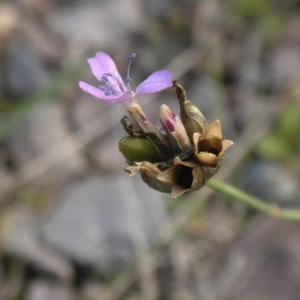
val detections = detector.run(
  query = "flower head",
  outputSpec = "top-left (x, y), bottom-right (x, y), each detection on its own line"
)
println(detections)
top-left (78, 52), bottom-right (233, 198)
top-left (79, 51), bottom-right (173, 104)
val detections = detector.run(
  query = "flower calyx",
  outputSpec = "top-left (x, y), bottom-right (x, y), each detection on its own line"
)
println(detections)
top-left (173, 80), bottom-right (207, 139)
top-left (157, 157), bottom-right (205, 198)
top-left (193, 120), bottom-right (234, 168)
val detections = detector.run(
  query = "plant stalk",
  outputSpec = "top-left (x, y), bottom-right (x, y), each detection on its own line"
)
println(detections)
top-left (207, 178), bottom-right (300, 221)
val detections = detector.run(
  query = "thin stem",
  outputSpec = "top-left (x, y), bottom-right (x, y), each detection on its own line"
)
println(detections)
top-left (207, 178), bottom-right (300, 221)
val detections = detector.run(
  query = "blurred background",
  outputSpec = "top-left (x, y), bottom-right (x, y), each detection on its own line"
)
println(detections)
top-left (0, 0), bottom-right (300, 299)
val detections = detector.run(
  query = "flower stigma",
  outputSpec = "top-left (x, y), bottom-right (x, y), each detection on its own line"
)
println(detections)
top-left (126, 52), bottom-right (137, 88)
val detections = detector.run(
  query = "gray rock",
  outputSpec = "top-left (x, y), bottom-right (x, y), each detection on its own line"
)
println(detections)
top-left (144, 0), bottom-right (173, 19)
top-left (27, 280), bottom-right (73, 300)
top-left (269, 45), bottom-right (300, 87)
top-left (189, 75), bottom-right (238, 136)
top-left (0, 208), bottom-right (73, 280)
top-left (0, 64), bottom-right (3, 98)
top-left (42, 176), bottom-right (169, 277)
top-left (69, 97), bottom-right (126, 172)
top-left (88, 137), bottom-right (125, 173)
top-left (80, 279), bottom-right (112, 300)
top-left (0, 4), bottom-right (19, 52)
top-left (3, 42), bottom-right (50, 99)
top-left (189, 75), bottom-right (225, 120)
top-left (241, 160), bottom-right (299, 206)
top-left (268, 18), bottom-right (300, 87)
top-left (49, 0), bottom-right (144, 60)
top-left (7, 101), bottom-right (86, 183)
top-left (0, 168), bottom-right (13, 200)
top-left (69, 95), bottom-right (106, 132)
top-left (213, 220), bottom-right (300, 300)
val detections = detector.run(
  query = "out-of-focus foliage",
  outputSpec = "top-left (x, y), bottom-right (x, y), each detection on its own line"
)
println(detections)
top-left (225, 0), bottom-right (282, 39)
top-left (257, 103), bottom-right (300, 161)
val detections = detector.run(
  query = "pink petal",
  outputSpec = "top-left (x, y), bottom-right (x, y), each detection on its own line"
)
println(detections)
top-left (136, 70), bottom-right (173, 95)
top-left (87, 52), bottom-right (125, 88)
top-left (79, 81), bottom-right (131, 103)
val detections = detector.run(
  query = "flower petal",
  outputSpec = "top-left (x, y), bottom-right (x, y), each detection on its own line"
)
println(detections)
top-left (79, 81), bottom-right (131, 103)
top-left (87, 52), bottom-right (125, 88)
top-left (136, 70), bottom-right (173, 95)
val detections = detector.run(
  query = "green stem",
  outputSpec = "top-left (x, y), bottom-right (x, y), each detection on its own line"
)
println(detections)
top-left (207, 178), bottom-right (300, 221)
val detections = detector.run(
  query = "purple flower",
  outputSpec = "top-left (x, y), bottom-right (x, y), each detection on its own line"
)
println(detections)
top-left (79, 51), bottom-right (173, 104)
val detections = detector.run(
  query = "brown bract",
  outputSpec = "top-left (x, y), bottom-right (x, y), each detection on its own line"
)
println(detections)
top-left (157, 157), bottom-right (205, 198)
top-left (126, 161), bottom-right (172, 194)
top-left (193, 120), bottom-right (233, 167)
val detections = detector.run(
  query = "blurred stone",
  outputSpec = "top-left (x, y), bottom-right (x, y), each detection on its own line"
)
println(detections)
top-left (144, 0), bottom-right (173, 19)
top-left (3, 42), bottom-right (50, 99)
top-left (0, 66), bottom-right (3, 98)
top-left (193, 0), bottom-right (223, 76)
top-left (214, 220), bottom-right (300, 300)
top-left (0, 149), bottom-right (15, 198)
top-left (269, 45), bottom-right (300, 87)
top-left (14, 0), bottom-right (54, 17)
top-left (89, 124), bottom-right (126, 174)
top-left (69, 96), bottom-right (126, 173)
top-left (237, 31), bottom-right (262, 90)
top-left (27, 280), bottom-right (73, 300)
top-left (222, 30), bottom-right (243, 84)
top-left (42, 176), bottom-right (169, 277)
top-left (189, 75), bottom-right (225, 121)
top-left (49, 0), bottom-right (144, 60)
top-left (285, 18), bottom-right (300, 43)
top-left (268, 18), bottom-right (300, 87)
top-left (7, 102), bottom-right (86, 184)
top-left (81, 279), bottom-right (112, 300)
top-left (241, 160), bottom-right (298, 206)
top-left (0, 5), bottom-right (19, 52)
top-left (0, 169), bottom-right (14, 200)
top-left (88, 138), bottom-right (124, 173)
top-left (189, 75), bottom-right (237, 136)
top-left (0, 208), bottom-right (73, 280)
top-left (230, 89), bottom-right (267, 130)
top-left (69, 96), bottom-right (105, 132)
top-left (13, 0), bottom-right (66, 67)
top-left (23, 21), bottom-right (66, 68)
top-left (201, 203), bottom-right (239, 244)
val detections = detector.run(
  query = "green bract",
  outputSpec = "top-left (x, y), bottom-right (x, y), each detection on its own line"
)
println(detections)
top-left (119, 136), bottom-right (163, 163)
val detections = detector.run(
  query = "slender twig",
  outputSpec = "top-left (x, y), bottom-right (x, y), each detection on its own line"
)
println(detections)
top-left (207, 178), bottom-right (300, 221)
